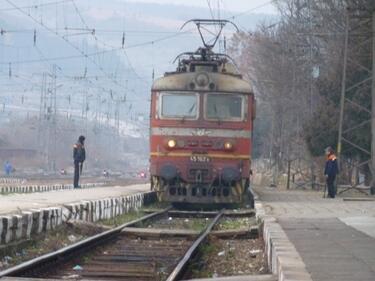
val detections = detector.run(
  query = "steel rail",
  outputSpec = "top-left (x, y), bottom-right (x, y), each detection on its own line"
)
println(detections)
top-left (165, 209), bottom-right (224, 281)
top-left (0, 207), bottom-right (171, 278)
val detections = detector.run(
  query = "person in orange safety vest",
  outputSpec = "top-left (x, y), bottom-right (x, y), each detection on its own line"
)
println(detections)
top-left (324, 147), bottom-right (339, 198)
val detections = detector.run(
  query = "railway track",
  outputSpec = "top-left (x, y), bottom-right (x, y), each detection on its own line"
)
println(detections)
top-left (0, 208), bottom-right (223, 281)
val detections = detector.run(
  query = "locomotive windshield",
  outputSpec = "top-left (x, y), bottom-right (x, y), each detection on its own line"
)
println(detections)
top-left (205, 94), bottom-right (244, 121)
top-left (160, 93), bottom-right (198, 119)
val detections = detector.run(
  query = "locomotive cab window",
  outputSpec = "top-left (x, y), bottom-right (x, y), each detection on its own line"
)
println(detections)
top-left (205, 93), bottom-right (245, 121)
top-left (159, 92), bottom-right (199, 119)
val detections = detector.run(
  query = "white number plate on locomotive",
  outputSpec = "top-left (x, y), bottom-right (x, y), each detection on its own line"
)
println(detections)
top-left (190, 155), bottom-right (210, 163)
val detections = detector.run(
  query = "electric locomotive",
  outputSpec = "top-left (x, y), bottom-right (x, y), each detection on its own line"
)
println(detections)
top-left (150, 20), bottom-right (255, 205)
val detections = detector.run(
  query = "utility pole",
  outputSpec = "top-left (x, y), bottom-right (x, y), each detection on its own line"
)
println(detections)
top-left (332, 7), bottom-right (372, 193)
top-left (337, 13), bottom-right (349, 163)
top-left (371, 10), bottom-right (375, 195)
top-left (52, 65), bottom-right (57, 172)
top-left (38, 73), bottom-right (46, 151)
top-left (308, 0), bottom-right (315, 189)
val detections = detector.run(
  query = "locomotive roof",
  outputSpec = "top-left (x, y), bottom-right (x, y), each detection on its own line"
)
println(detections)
top-left (152, 48), bottom-right (253, 94)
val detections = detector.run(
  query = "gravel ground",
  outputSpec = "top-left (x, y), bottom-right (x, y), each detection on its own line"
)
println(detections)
top-left (187, 237), bottom-right (268, 278)
top-left (139, 216), bottom-right (210, 231)
top-left (0, 222), bottom-right (106, 270)
top-left (214, 216), bottom-right (257, 231)
top-left (101, 210), bottom-right (147, 227)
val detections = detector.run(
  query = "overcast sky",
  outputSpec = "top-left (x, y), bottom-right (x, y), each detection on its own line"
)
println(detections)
top-left (125, 0), bottom-right (278, 14)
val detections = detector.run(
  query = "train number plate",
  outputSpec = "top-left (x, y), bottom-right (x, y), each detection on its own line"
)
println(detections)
top-left (190, 155), bottom-right (210, 163)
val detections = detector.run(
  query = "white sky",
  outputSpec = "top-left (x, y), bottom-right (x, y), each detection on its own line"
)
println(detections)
top-left (124, 0), bottom-right (278, 14)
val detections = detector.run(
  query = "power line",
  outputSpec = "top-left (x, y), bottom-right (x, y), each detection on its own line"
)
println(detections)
top-left (2, 27), bottom-right (200, 35)
top-left (1, 45), bottom-right (122, 115)
top-left (0, 42), bottom-right (29, 49)
top-left (0, 69), bottom-right (42, 87)
top-left (123, 50), bottom-right (151, 86)
top-left (0, 30), bottom-right (194, 65)
top-left (1, 0), bottom-right (208, 111)
top-left (1, 0), bottom-right (194, 82)
top-left (70, 1), bottom-right (142, 91)
top-left (206, 0), bottom-right (216, 20)
top-left (0, 0), bottom-right (74, 12)
top-left (125, 29), bottom-right (195, 48)
top-left (0, 47), bottom-right (121, 65)
top-left (228, 0), bottom-right (277, 20)
top-left (69, 0), bottom-right (149, 87)
top-left (5, 0), bottom-right (126, 91)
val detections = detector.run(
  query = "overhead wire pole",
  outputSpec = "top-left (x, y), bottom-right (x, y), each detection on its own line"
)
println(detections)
top-left (4, 0), bottom-right (127, 92)
top-left (308, 0), bottom-right (315, 190)
top-left (336, 6), bottom-right (373, 195)
top-left (371, 10), bottom-right (375, 195)
top-left (337, 12), bottom-right (349, 164)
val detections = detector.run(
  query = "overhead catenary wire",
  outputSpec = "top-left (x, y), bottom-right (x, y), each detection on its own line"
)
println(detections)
top-left (4, 0), bottom-right (126, 92)
top-left (206, 0), bottom-right (216, 21)
top-left (228, 0), bottom-right (278, 20)
top-left (0, 0), bottom-right (278, 67)
top-left (0, 29), bottom-right (195, 65)
top-left (0, 0), bottom-right (276, 107)
top-left (220, 0), bottom-right (279, 33)
top-left (0, 68), bottom-right (42, 87)
top-left (0, 47), bottom-right (121, 65)
top-left (0, 0), bottom-right (74, 12)
top-left (0, 0), bottom-right (168, 141)
top-left (70, 0), bottom-right (150, 87)
top-left (5, 38), bottom-right (123, 105)
top-left (1, 27), bottom-right (201, 35)
top-left (2, 48), bottom-right (121, 117)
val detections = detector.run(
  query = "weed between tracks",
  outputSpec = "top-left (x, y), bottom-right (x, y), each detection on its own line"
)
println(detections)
top-left (100, 210), bottom-right (146, 226)
top-left (214, 216), bottom-right (256, 230)
top-left (140, 216), bottom-right (209, 231)
top-left (0, 207), bottom-right (154, 270)
top-left (185, 214), bottom-right (267, 279)
top-left (187, 237), bottom-right (268, 278)
top-left (99, 201), bottom-right (169, 227)
top-left (0, 222), bottom-right (105, 270)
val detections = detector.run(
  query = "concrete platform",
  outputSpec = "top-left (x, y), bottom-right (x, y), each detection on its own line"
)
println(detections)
top-left (184, 275), bottom-right (277, 281)
top-left (1, 274), bottom-right (276, 281)
top-left (0, 184), bottom-right (149, 215)
top-left (255, 186), bottom-right (375, 281)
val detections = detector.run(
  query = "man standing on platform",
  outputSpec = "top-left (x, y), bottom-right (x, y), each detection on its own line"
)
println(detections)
top-left (3, 161), bottom-right (12, 176)
top-left (73, 135), bottom-right (86, 188)
top-left (324, 147), bottom-right (339, 198)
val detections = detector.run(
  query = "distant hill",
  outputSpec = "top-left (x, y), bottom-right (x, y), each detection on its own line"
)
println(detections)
top-left (0, 1), bottom-right (277, 171)
top-left (0, 1), bottom-right (277, 115)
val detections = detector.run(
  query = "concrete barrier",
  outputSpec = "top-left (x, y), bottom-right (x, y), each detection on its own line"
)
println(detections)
top-left (0, 183), bottom-right (103, 194)
top-left (0, 191), bottom-right (157, 246)
top-left (252, 188), bottom-right (313, 281)
top-left (0, 178), bottom-right (27, 185)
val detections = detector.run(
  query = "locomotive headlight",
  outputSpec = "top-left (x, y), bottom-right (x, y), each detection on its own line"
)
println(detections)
top-left (224, 141), bottom-right (234, 150)
top-left (167, 139), bottom-right (177, 148)
top-left (195, 73), bottom-right (209, 87)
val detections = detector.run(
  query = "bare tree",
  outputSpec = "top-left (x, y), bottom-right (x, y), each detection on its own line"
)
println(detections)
top-left (230, 0), bottom-right (374, 187)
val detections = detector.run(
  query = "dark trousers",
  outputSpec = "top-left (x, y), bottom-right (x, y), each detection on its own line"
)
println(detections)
top-left (326, 177), bottom-right (336, 198)
top-left (74, 161), bottom-right (80, 188)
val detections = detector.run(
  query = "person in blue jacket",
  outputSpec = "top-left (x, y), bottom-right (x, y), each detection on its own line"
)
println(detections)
top-left (4, 161), bottom-right (12, 176)
top-left (73, 135), bottom-right (86, 188)
top-left (324, 147), bottom-right (339, 198)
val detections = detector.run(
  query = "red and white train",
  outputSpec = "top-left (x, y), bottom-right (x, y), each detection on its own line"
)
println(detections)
top-left (149, 20), bottom-right (255, 205)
